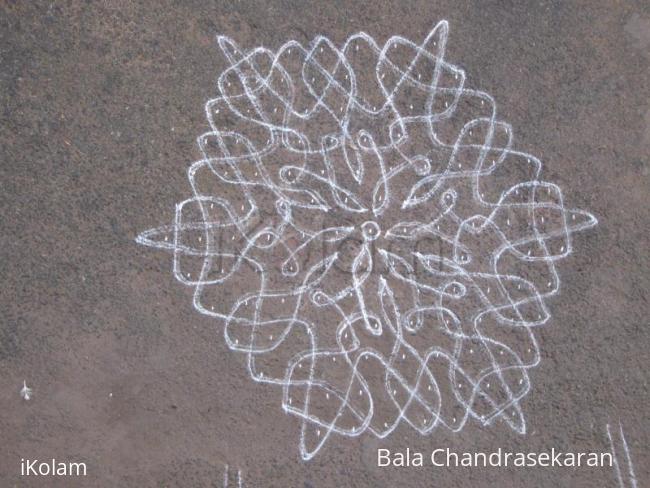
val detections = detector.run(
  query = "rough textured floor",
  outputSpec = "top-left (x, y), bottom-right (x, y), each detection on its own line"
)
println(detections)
top-left (1, 1), bottom-right (648, 486)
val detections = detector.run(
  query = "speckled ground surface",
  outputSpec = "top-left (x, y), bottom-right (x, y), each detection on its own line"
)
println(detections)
top-left (1, 1), bottom-right (648, 487)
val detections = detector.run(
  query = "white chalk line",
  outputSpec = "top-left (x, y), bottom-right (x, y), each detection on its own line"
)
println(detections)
top-left (223, 465), bottom-right (244, 488)
top-left (607, 421), bottom-right (638, 488)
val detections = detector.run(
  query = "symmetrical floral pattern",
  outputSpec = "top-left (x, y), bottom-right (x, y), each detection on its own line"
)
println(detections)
top-left (137, 21), bottom-right (597, 460)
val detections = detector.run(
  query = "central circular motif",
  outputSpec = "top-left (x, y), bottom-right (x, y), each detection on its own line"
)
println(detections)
top-left (361, 220), bottom-right (381, 241)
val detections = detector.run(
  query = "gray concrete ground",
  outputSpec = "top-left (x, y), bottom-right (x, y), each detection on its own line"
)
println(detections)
top-left (1, 1), bottom-right (648, 486)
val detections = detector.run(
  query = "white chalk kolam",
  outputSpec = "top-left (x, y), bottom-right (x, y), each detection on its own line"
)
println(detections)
top-left (137, 20), bottom-right (598, 461)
